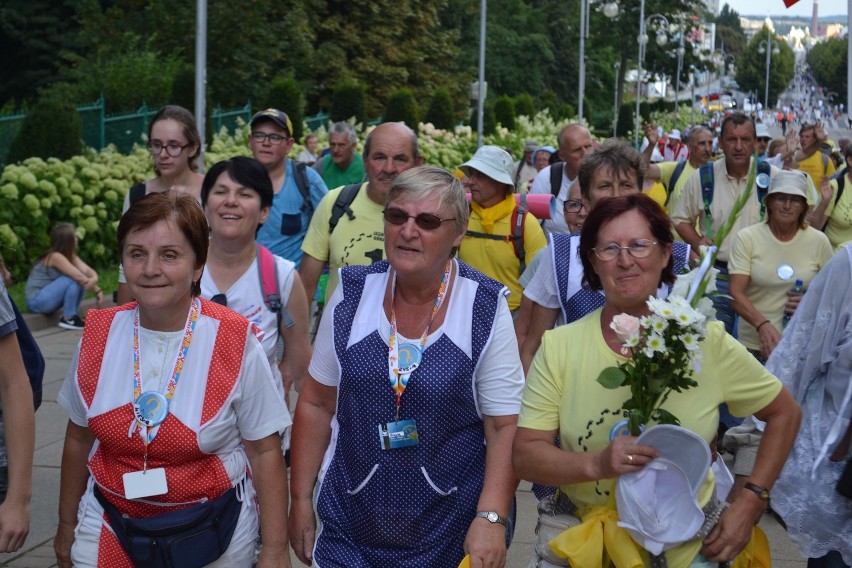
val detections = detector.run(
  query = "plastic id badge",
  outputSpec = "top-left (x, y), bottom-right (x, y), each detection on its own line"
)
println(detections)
top-left (123, 467), bottom-right (168, 499)
top-left (378, 419), bottom-right (419, 450)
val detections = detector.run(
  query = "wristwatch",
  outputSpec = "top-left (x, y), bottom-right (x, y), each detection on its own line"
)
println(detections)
top-left (475, 511), bottom-right (508, 527)
top-left (743, 482), bottom-right (771, 501)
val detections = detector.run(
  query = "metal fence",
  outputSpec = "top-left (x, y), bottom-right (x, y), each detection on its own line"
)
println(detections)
top-left (0, 98), bottom-right (254, 165)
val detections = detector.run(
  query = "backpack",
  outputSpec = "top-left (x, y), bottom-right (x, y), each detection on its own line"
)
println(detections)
top-left (698, 160), bottom-right (772, 234)
top-left (549, 163), bottom-right (564, 198)
top-left (8, 296), bottom-right (44, 411)
top-left (665, 160), bottom-right (689, 206)
top-left (465, 194), bottom-right (529, 276)
top-left (256, 244), bottom-right (295, 331)
top-left (129, 182), bottom-right (146, 205)
top-left (290, 161), bottom-right (312, 215)
top-left (328, 183), bottom-right (363, 233)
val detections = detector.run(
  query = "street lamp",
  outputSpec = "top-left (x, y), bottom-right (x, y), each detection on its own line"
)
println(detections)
top-left (612, 61), bottom-right (621, 136)
top-left (759, 36), bottom-right (780, 110)
top-left (579, 0), bottom-right (620, 119)
top-left (673, 16), bottom-right (686, 129)
top-left (634, 4), bottom-right (671, 147)
top-left (690, 64), bottom-right (696, 125)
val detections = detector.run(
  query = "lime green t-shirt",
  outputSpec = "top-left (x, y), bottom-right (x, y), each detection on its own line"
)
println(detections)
top-left (825, 173), bottom-right (852, 249)
top-left (301, 183), bottom-right (385, 303)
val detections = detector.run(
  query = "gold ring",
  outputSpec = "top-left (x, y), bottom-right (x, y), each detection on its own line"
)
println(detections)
top-left (627, 454), bottom-right (634, 464)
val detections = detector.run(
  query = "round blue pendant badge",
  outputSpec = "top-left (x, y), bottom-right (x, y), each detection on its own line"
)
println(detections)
top-left (134, 391), bottom-right (169, 427)
top-left (397, 343), bottom-right (423, 375)
top-left (756, 172), bottom-right (771, 190)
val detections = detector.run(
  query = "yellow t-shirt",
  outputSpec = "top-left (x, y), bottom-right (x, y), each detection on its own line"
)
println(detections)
top-left (643, 180), bottom-right (667, 209)
top-left (657, 161), bottom-right (698, 214)
top-left (797, 150), bottom-right (835, 189)
top-left (519, 309), bottom-right (782, 566)
top-left (301, 183), bottom-right (386, 303)
top-left (459, 206), bottom-right (547, 311)
top-left (728, 223), bottom-right (833, 350)
top-left (824, 174), bottom-right (852, 249)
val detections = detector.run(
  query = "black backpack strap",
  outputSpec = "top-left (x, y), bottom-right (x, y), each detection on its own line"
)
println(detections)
top-left (699, 163), bottom-right (715, 238)
top-left (666, 160), bottom-right (688, 206)
top-left (831, 168), bottom-right (846, 206)
top-left (292, 161), bottom-right (312, 215)
top-left (328, 183), bottom-right (362, 234)
top-left (549, 163), bottom-right (564, 198)
top-left (129, 182), bottom-right (146, 205)
top-left (465, 201), bottom-right (527, 277)
top-left (755, 160), bottom-right (772, 220)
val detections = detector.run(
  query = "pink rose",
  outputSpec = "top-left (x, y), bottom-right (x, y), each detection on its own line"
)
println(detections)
top-left (610, 313), bottom-right (641, 344)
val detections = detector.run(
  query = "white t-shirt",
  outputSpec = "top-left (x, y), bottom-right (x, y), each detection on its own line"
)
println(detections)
top-left (200, 254), bottom-right (296, 396)
top-left (529, 164), bottom-right (572, 235)
top-left (309, 261), bottom-right (524, 416)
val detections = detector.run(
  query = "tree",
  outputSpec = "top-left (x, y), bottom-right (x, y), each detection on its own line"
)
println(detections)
top-left (807, 37), bottom-right (847, 105)
top-left (8, 99), bottom-right (82, 162)
top-left (494, 96), bottom-right (516, 129)
top-left (264, 75), bottom-right (306, 141)
top-left (425, 89), bottom-right (456, 130)
top-left (514, 94), bottom-right (535, 119)
top-left (735, 27), bottom-right (794, 109)
top-left (331, 80), bottom-right (367, 124)
top-left (383, 89), bottom-right (420, 127)
top-left (0, 0), bottom-right (81, 109)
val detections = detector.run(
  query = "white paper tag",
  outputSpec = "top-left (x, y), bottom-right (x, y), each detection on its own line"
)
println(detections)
top-left (123, 467), bottom-right (168, 499)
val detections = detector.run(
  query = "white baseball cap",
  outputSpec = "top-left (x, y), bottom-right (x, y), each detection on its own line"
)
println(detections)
top-left (615, 425), bottom-right (711, 555)
top-left (460, 146), bottom-right (515, 187)
top-left (755, 123), bottom-right (771, 139)
top-left (668, 129), bottom-right (682, 141)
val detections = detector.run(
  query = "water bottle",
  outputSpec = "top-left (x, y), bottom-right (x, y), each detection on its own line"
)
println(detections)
top-left (782, 279), bottom-right (805, 328)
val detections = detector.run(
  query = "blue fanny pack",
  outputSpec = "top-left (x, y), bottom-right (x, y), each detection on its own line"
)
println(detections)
top-left (94, 484), bottom-right (241, 568)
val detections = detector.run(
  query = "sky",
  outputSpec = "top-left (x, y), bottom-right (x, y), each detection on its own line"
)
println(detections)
top-left (731, 0), bottom-right (848, 17)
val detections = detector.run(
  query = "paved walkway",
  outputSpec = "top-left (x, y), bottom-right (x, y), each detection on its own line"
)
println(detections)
top-left (0, 308), bottom-right (811, 567)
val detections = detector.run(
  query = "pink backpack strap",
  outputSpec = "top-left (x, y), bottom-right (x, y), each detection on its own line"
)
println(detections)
top-left (256, 244), bottom-right (295, 329)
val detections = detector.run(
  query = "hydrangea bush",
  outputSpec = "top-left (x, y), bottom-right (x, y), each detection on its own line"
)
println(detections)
top-left (0, 111), bottom-right (572, 281)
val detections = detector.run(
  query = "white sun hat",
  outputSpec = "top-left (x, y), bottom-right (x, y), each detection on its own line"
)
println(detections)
top-left (459, 145), bottom-right (515, 187)
top-left (615, 424), bottom-right (712, 556)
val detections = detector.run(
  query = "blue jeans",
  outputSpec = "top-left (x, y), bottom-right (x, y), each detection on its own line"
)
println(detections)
top-left (809, 551), bottom-right (850, 568)
top-left (714, 264), bottom-right (743, 429)
top-left (26, 275), bottom-right (84, 318)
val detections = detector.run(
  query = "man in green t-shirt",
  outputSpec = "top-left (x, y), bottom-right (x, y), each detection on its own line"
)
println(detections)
top-left (313, 122), bottom-right (365, 189)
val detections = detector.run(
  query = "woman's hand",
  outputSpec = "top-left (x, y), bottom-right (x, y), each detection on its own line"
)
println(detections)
top-left (701, 493), bottom-right (765, 563)
top-left (288, 496), bottom-right (316, 565)
top-left (0, 500), bottom-right (29, 552)
top-left (464, 517), bottom-right (507, 568)
top-left (819, 175), bottom-right (835, 204)
top-left (758, 322), bottom-right (782, 359)
top-left (594, 436), bottom-right (659, 480)
top-left (784, 289), bottom-right (804, 317)
top-left (93, 288), bottom-right (105, 309)
top-left (54, 519), bottom-right (76, 568)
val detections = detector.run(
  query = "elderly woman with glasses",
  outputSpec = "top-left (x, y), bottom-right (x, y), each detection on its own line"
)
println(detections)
top-left (514, 193), bottom-right (800, 567)
top-left (116, 105), bottom-right (204, 304)
top-left (729, 170), bottom-right (833, 363)
top-left (200, 157), bottom-right (311, 447)
top-left (289, 166), bottom-right (524, 568)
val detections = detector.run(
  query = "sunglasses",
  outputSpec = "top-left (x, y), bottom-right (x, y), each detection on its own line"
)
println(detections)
top-left (210, 293), bottom-right (228, 306)
top-left (383, 207), bottom-right (455, 231)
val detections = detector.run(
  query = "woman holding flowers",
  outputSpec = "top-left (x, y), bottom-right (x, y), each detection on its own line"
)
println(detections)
top-left (513, 193), bottom-right (800, 567)
top-left (729, 170), bottom-right (833, 363)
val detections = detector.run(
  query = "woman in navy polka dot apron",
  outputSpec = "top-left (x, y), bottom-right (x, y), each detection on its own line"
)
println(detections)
top-left (289, 167), bottom-right (525, 567)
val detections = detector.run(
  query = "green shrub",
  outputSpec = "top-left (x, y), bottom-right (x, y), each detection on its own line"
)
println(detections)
top-left (494, 95), bottom-right (516, 130)
top-left (8, 99), bottom-right (83, 163)
top-left (616, 103), bottom-right (635, 138)
top-left (468, 103), bottom-right (496, 135)
top-left (425, 89), bottom-right (455, 130)
top-left (383, 89), bottom-right (419, 127)
top-left (264, 75), bottom-right (305, 141)
top-left (514, 94), bottom-right (535, 119)
top-left (330, 80), bottom-right (367, 124)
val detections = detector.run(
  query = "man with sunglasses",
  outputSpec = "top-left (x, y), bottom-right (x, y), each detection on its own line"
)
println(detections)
top-left (251, 108), bottom-right (329, 267)
top-left (299, 122), bottom-right (423, 307)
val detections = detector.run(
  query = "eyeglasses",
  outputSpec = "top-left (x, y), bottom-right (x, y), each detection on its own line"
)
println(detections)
top-left (593, 239), bottom-right (658, 261)
top-left (250, 132), bottom-right (290, 145)
top-left (771, 195), bottom-right (804, 206)
top-left (564, 199), bottom-right (586, 213)
top-left (210, 293), bottom-right (228, 306)
top-left (383, 207), bottom-right (456, 230)
top-left (148, 141), bottom-right (192, 157)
